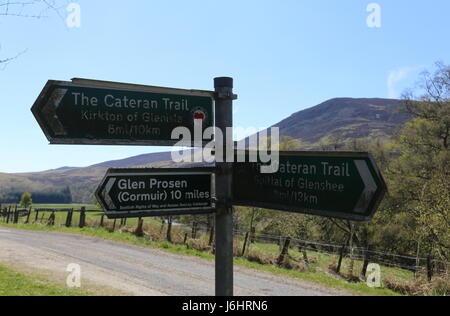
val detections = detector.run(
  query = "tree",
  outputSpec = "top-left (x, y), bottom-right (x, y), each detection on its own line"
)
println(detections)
top-left (389, 62), bottom-right (450, 262)
top-left (20, 192), bottom-right (32, 208)
top-left (259, 135), bottom-right (301, 151)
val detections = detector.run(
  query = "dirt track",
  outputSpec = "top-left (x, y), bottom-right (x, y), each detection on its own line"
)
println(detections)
top-left (0, 228), bottom-right (350, 296)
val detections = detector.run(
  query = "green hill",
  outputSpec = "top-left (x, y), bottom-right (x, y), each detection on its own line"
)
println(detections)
top-left (0, 98), bottom-right (411, 203)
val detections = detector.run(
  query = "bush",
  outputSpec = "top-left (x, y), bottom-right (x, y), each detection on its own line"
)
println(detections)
top-left (246, 250), bottom-right (274, 265)
top-left (384, 275), bottom-right (450, 296)
top-left (187, 238), bottom-right (212, 253)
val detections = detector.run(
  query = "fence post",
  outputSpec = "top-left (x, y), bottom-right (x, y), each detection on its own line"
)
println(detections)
top-left (6, 206), bottom-right (11, 224)
top-left (13, 205), bottom-right (19, 224)
top-left (25, 207), bottom-right (32, 224)
top-left (209, 222), bottom-right (215, 247)
top-left (100, 215), bottom-right (105, 227)
top-left (241, 232), bottom-right (250, 257)
top-left (79, 207), bottom-right (86, 228)
top-left (166, 216), bottom-right (173, 243)
top-left (65, 209), bottom-right (73, 227)
top-left (192, 221), bottom-right (198, 239)
top-left (336, 236), bottom-right (350, 274)
top-left (34, 209), bottom-right (39, 223)
top-left (360, 244), bottom-right (371, 279)
top-left (277, 237), bottom-right (291, 266)
top-left (112, 219), bottom-right (117, 232)
top-left (183, 233), bottom-right (188, 244)
top-left (250, 227), bottom-right (256, 244)
top-left (48, 212), bottom-right (55, 226)
top-left (135, 218), bottom-right (144, 237)
top-left (427, 255), bottom-right (434, 282)
top-left (348, 223), bottom-right (355, 277)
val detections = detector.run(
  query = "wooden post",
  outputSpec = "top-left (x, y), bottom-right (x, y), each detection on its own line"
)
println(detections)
top-left (336, 236), bottom-right (350, 274)
top-left (250, 227), bottom-right (256, 244)
top-left (427, 255), bottom-right (434, 282)
top-left (277, 237), bottom-right (291, 265)
top-left (48, 212), bottom-right (55, 226)
top-left (241, 232), bottom-right (250, 257)
top-left (192, 221), bottom-right (198, 239)
top-left (34, 209), bottom-right (39, 223)
top-left (348, 223), bottom-right (355, 277)
top-left (166, 216), bottom-right (173, 243)
top-left (135, 218), bottom-right (144, 237)
top-left (160, 219), bottom-right (165, 234)
top-left (208, 222), bottom-right (215, 247)
top-left (65, 209), bottom-right (73, 227)
top-left (360, 245), bottom-right (371, 278)
top-left (112, 219), bottom-right (117, 232)
top-left (183, 233), bottom-right (188, 244)
top-left (6, 206), bottom-right (11, 224)
top-left (79, 207), bottom-right (86, 228)
top-left (13, 205), bottom-right (19, 224)
top-left (100, 215), bottom-right (105, 227)
top-left (415, 238), bottom-right (422, 279)
top-left (25, 207), bottom-right (32, 224)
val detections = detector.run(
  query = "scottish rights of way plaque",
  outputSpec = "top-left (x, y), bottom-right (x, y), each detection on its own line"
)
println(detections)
top-left (31, 78), bottom-right (214, 146)
top-left (233, 151), bottom-right (387, 222)
top-left (95, 168), bottom-right (216, 219)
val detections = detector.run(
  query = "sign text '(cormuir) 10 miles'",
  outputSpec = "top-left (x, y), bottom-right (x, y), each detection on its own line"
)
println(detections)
top-left (31, 80), bottom-right (214, 146)
top-left (96, 169), bottom-right (215, 218)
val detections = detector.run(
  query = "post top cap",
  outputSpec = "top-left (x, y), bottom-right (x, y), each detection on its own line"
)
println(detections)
top-left (214, 77), bottom-right (233, 88)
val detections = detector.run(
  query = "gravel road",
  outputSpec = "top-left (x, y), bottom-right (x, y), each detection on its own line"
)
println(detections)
top-left (0, 228), bottom-right (349, 296)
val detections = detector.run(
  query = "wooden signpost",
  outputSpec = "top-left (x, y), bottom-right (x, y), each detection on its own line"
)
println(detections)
top-left (33, 76), bottom-right (386, 297)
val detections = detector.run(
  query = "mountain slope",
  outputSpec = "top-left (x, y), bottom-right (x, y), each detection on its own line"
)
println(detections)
top-left (271, 98), bottom-right (410, 147)
top-left (0, 98), bottom-right (411, 203)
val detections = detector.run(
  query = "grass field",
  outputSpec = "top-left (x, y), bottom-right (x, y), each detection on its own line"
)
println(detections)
top-left (32, 204), bottom-right (100, 210)
top-left (0, 264), bottom-right (90, 296)
top-left (2, 204), bottom-right (446, 296)
top-left (0, 221), bottom-right (400, 296)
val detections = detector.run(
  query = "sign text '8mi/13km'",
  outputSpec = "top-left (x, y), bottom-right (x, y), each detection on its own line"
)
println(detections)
top-left (96, 168), bottom-right (216, 219)
top-left (31, 78), bottom-right (214, 146)
top-left (233, 151), bottom-right (387, 222)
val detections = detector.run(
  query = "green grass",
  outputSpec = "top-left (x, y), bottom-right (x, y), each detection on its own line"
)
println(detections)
top-left (246, 240), bottom-right (415, 282)
top-left (32, 204), bottom-right (100, 210)
top-left (0, 222), bottom-right (401, 296)
top-left (0, 265), bottom-right (91, 296)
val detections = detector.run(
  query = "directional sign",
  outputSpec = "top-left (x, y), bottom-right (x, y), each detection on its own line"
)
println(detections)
top-left (31, 78), bottom-right (214, 146)
top-left (233, 151), bottom-right (387, 222)
top-left (96, 168), bottom-right (216, 219)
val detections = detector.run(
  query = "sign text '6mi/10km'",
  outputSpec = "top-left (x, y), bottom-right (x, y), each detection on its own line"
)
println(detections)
top-left (96, 168), bottom-right (216, 219)
top-left (31, 78), bottom-right (214, 146)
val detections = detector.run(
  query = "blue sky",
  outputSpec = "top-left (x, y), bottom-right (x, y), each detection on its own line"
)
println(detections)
top-left (0, 0), bottom-right (449, 173)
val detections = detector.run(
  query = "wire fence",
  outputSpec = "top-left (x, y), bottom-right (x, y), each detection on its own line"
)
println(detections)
top-left (1, 204), bottom-right (449, 275)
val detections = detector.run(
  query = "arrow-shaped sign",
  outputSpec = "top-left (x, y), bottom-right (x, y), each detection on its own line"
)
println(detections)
top-left (233, 151), bottom-right (387, 222)
top-left (95, 168), bottom-right (216, 219)
top-left (31, 79), bottom-right (214, 146)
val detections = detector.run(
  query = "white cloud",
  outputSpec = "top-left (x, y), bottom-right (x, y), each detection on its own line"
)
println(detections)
top-left (387, 67), bottom-right (413, 99)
